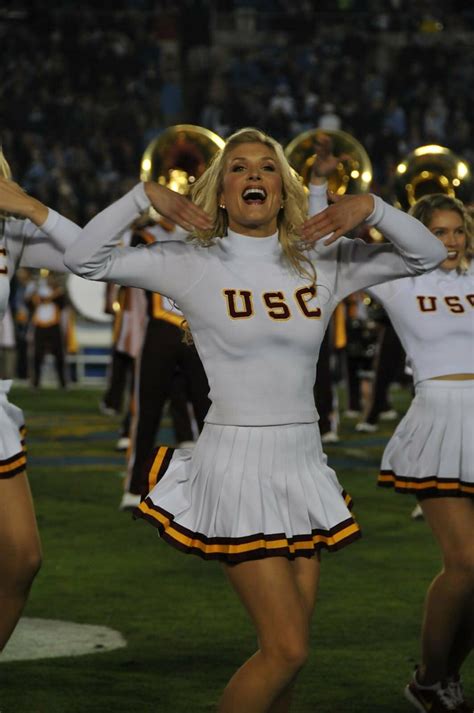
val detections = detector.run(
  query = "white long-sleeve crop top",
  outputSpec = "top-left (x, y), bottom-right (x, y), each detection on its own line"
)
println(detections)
top-left (308, 182), bottom-right (472, 384)
top-left (368, 266), bottom-right (474, 383)
top-left (64, 183), bottom-right (446, 425)
top-left (0, 210), bottom-right (81, 325)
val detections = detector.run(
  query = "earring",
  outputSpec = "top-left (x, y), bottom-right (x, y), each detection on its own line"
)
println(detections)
top-left (219, 204), bottom-right (225, 209)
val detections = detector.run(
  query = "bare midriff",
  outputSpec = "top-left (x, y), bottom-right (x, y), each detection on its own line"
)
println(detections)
top-left (430, 374), bottom-right (474, 381)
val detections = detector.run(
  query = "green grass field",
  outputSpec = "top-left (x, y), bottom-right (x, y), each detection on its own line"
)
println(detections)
top-left (1, 385), bottom-right (472, 713)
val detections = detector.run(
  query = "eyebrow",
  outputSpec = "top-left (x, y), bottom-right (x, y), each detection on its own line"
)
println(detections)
top-left (431, 220), bottom-right (464, 227)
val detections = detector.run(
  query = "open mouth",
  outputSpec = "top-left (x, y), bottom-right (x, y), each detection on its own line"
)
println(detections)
top-left (242, 187), bottom-right (267, 204)
top-left (446, 250), bottom-right (458, 259)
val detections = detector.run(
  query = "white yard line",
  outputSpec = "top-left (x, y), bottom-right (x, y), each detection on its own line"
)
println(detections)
top-left (0, 618), bottom-right (127, 662)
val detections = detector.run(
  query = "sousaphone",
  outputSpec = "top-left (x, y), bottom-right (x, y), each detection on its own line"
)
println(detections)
top-left (394, 144), bottom-right (471, 210)
top-left (68, 126), bottom-right (225, 325)
top-left (284, 128), bottom-right (373, 194)
top-left (140, 124), bottom-right (225, 194)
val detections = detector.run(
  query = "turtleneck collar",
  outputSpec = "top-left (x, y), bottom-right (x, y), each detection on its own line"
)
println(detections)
top-left (434, 266), bottom-right (463, 281)
top-left (220, 229), bottom-right (281, 259)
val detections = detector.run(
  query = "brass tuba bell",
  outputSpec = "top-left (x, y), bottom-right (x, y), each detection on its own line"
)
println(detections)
top-left (394, 144), bottom-right (472, 210)
top-left (140, 124), bottom-right (225, 194)
top-left (284, 128), bottom-right (373, 194)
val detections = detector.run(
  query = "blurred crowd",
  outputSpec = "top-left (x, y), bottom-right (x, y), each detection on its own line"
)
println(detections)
top-left (1, 0), bottom-right (473, 225)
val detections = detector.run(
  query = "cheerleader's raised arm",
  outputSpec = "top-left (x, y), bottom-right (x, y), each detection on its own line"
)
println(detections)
top-left (64, 182), bottom-right (213, 301)
top-left (0, 176), bottom-right (81, 273)
top-left (304, 182), bottom-right (448, 302)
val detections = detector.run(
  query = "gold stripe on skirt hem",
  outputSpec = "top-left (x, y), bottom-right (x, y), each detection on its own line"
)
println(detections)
top-left (378, 470), bottom-right (474, 497)
top-left (134, 499), bottom-right (361, 563)
top-left (0, 451), bottom-right (27, 479)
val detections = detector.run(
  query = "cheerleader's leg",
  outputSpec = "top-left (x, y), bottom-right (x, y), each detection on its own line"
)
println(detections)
top-left (448, 589), bottom-right (474, 678)
top-left (0, 472), bottom-right (42, 650)
top-left (268, 555), bottom-right (321, 713)
top-left (417, 496), bottom-right (474, 685)
top-left (218, 555), bottom-right (320, 713)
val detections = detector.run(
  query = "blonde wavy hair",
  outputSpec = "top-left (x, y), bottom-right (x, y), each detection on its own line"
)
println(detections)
top-left (0, 149), bottom-right (12, 221)
top-left (189, 127), bottom-right (314, 281)
top-left (0, 148), bottom-right (11, 180)
top-left (409, 193), bottom-right (473, 272)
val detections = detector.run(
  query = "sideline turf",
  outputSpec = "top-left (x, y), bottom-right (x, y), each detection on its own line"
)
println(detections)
top-left (1, 385), bottom-right (472, 713)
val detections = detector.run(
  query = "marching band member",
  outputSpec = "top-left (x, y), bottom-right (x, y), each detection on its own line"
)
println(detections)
top-left (0, 155), bottom-right (80, 650)
top-left (121, 219), bottom-right (210, 511)
top-left (0, 304), bottom-right (16, 379)
top-left (100, 281), bottom-right (147, 452)
top-left (26, 271), bottom-right (67, 389)
top-left (10, 267), bottom-right (33, 380)
top-left (100, 282), bottom-right (139, 419)
top-left (313, 302), bottom-right (347, 444)
top-left (355, 316), bottom-right (407, 433)
top-left (65, 127), bottom-right (446, 713)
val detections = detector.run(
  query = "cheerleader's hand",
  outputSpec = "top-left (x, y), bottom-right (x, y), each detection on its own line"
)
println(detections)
top-left (0, 176), bottom-right (48, 225)
top-left (144, 182), bottom-right (213, 233)
top-left (301, 192), bottom-right (374, 246)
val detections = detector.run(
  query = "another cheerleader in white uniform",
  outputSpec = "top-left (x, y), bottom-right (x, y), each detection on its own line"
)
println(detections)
top-left (65, 128), bottom-right (445, 713)
top-left (310, 173), bottom-right (473, 712)
top-left (366, 194), bottom-right (473, 713)
top-left (0, 154), bottom-right (80, 650)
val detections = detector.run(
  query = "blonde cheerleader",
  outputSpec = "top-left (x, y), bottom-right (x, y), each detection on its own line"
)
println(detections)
top-left (65, 128), bottom-right (445, 713)
top-left (368, 194), bottom-right (473, 713)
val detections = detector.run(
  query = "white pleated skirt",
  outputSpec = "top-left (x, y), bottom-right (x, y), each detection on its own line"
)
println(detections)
top-left (134, 422), bottom-right (360, 563)
top-left (378, 380), bottom-right (474, 497)
top-left (0, 379), bottom-right (27, 479)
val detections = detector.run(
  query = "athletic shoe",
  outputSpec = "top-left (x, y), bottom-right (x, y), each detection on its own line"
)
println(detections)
top-left (446, 674), bottom-right (473, 712)
top-left (119, 492), bottom-right (141, 511)
top-left (343, 409), bottom-right (360, 419)
top-left (115, 436), bottom-right (131, 451)
top-left (177, 440), bottom-right (195, 449)
top-left (405, 678), bottom-right (458, 711)
top-left (321, 431), bottom-right (339, 444)
top-left (99, 400), bottom-right (118, 417)
top-left (411, 504), bottom-right (424, 520)
top-left (379, 408), bottom-right (398, 420)
top-left (355, 422), bottom-right (378, 433)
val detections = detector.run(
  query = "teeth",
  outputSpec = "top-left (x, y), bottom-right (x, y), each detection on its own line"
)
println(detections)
top-left (243, 187), bottom-right (265, 199)
top-left (447, 251), bottom-right (457, 258)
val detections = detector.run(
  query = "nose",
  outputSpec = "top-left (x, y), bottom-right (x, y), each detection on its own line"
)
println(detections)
top-left (248, 168), bottom-right (262, 180)
top-left (448, 231), bottom-right (462, 245)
